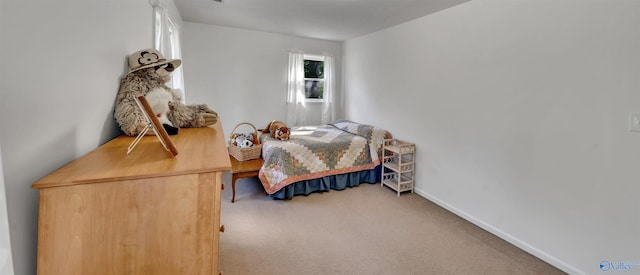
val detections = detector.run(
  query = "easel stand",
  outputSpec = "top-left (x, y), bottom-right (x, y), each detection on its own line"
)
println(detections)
top-left (126, 96), bottom-right (179, 156)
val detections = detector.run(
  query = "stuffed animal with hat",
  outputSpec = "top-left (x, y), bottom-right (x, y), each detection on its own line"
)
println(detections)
top-left (114, 48), bottom-right (218, 136)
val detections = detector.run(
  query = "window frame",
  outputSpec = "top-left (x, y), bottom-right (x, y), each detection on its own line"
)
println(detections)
top-left (165, 16), bottom-right (184, 99)
top-left (303, 54), bottom-right (326, 103)
top-left (153, 2), bottom-right (185, 100)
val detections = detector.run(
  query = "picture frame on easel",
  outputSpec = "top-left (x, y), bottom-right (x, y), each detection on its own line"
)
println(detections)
top-left (126, 95), bottom-right (179, 157)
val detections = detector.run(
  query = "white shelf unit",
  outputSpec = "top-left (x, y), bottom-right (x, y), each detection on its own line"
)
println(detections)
top-left (381, 139), bottom-right (415, 196)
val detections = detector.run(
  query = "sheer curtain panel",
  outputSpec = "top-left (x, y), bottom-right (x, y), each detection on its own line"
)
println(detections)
top-left (321, 56), bottom-right (335, 124)
top-left (286, 52), bottom-right (306, 126)
top-left (152, 0), bottom-right (185, 97)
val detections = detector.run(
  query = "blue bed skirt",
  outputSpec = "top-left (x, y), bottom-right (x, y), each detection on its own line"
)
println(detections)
top-left (269, 165), bottom-right (382, 199)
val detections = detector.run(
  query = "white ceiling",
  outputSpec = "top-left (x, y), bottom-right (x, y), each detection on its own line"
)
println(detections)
top-left (174, 0), bottom-right (470, 41)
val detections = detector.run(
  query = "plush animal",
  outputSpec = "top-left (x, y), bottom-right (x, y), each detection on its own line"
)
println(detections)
top-left (144, 87), bottom-right (178, 134)
top-left (239, 138), bottom-right (253, 148)
top-left (114, 48), bottom-right (218, 136)
top-left (230, 133), bottom-right (256, 148)
top-left (261, 120), bottom-right (290, 141)
top-left (232, 133), bottom-right (254, 148)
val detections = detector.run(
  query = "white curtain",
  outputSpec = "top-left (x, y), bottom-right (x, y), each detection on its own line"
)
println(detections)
top-left (321, 56), bottom-right (335, 124)
top-left (152, 1), bottom-right (185, 98)
top-left (286, 53), bottom-right (306, 126)
top-left (152, 1), bottom-right (168, 56)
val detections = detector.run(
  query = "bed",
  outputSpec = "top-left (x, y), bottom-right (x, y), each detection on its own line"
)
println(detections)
top-left (258, 120), bottom-right (391, 199)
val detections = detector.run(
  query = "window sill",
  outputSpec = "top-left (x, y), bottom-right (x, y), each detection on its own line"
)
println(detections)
top-left (305, 99), bottom-right (325, 103)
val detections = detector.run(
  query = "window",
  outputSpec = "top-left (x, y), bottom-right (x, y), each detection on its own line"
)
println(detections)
top-left (303, 55), bottom-right (325, 101)
top-left (153, 1), bottom-right (184, 98)
top-left (165, 17), bottom-right (184, 94)
top-left (287, 53), bottom-right (335, 125)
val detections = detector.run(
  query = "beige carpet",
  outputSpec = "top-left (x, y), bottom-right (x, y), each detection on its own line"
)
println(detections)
top-left (219, 172), bottom-right (566, 275)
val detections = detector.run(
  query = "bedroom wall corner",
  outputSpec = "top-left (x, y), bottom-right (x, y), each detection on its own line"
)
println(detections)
top-left (343, 0), bottom-right (640, 274)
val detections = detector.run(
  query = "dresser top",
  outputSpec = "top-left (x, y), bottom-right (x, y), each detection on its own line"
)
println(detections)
top-left (32, 122), bottom-right (232, 189)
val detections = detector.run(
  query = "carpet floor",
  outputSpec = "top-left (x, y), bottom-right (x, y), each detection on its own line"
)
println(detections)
top-left (219, 172), bottom-right (566, 275)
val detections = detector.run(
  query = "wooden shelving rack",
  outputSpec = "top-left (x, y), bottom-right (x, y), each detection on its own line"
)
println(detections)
top-left (381, 139), bottom-right (415, 196)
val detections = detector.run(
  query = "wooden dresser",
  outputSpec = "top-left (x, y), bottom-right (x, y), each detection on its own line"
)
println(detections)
top-left (32, 122), bottom-right (231, 275)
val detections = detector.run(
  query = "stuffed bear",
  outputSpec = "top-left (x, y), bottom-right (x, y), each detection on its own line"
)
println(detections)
top-left (261, 120), bottom-right (290, 141)
top-left (114, 48), bottom-right (218, 136)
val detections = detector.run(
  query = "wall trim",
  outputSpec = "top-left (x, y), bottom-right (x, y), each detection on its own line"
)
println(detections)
top-left (413, 187), bottom-right (583, 275)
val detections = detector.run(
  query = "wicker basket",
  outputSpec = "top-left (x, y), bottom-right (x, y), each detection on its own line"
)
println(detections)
top-left (228, 122), bottom-right (262, 161)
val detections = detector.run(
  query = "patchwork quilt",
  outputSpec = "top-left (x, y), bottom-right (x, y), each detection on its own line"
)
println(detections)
top-left (258, 120), bottom-right (390, 194)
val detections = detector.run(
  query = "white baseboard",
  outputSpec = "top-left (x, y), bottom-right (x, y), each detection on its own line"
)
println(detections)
top-left (413, 187), bottom-right (583, 275)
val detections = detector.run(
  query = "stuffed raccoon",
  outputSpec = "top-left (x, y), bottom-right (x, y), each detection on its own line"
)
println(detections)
top-left (114, 48), bottom-right (218, 136)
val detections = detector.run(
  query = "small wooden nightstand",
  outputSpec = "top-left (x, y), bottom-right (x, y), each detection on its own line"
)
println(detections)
top-left (229, 156), bottom-right (264, 202)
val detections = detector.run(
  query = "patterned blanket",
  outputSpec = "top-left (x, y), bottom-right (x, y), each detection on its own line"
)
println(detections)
top-left (258, 120), bottom-right (390, 194)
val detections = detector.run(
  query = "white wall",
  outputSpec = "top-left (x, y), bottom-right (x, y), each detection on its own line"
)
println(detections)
top-left (0, 0), bottom-right (159, 274)
top-left (344, 0), bottom-right (640, 273)
top-left (181, 22), bottom-right (343, 137)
